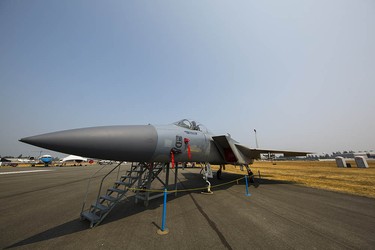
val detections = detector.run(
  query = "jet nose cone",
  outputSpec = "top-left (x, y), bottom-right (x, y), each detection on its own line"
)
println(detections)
top-left (19, 138), bottom-right (28, 143)
top-left (19, 136), bottom-right (47, 145)
top-left (19, 125), bottom-right (158, 162)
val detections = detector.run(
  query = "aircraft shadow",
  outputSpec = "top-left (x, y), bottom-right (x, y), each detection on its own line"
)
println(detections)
top-left (4, 220), bottom-right (87, 249)
top-left (5, 169), bottom-right (292, 248)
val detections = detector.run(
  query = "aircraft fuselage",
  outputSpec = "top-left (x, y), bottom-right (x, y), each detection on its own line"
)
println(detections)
top-left (20, 123), bottom-right (226, 164)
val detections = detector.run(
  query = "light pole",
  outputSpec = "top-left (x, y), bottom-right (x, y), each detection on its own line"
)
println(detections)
top-left (254, 129), bottom-right (259, 148)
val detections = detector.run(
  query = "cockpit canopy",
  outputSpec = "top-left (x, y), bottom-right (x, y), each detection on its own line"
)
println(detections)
top-left (173, 119), bottom-right (208, 132)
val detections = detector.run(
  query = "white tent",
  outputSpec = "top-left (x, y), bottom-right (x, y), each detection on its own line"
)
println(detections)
top-left (62, 155), bottom-right (88, 163)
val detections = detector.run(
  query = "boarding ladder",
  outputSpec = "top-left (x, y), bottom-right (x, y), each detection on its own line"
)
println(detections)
top-left (80, 162), bottom-right (165, 228)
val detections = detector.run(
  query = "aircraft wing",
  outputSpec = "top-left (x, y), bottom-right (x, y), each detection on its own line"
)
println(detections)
top-left (235, 144), bottom-right (311, 159)
top-left (212, 135), bottom-right (311, 164)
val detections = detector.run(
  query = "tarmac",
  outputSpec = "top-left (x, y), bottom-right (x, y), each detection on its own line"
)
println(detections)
top-left (0, 164), bottom-right (374, 249)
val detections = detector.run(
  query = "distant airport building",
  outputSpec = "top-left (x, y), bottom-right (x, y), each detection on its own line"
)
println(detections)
top-left (335, 157), bottom-right (347, 168)
top-left (335, 152), bottom-right (370, 159)
top-left (355, 156), bottom-right (369, 168)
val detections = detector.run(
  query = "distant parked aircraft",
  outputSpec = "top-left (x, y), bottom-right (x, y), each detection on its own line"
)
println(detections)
top-left (0, 156), bottom-right (37, 166)
top-left (39, 155), bottom-right (53, 166)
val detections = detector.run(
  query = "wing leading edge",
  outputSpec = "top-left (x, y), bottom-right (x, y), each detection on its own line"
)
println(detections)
top-left (235, 144), bottom-right (311, 160)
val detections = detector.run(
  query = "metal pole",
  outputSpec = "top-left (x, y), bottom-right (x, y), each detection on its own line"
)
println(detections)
top-left (245, 175), bottom-right (251, 197)
top-left (254, 129), bottom-right (259, 148)
top-left (166, 162), bottom-right (170, 187)
top-left (144, 163), bottom-right (153, 206)
top-left (161, 188), bottom-right (167, 230)
top-left (174, 163), bottom-right (178, 197)
top-left (157, 188), bottom-right (169, 235)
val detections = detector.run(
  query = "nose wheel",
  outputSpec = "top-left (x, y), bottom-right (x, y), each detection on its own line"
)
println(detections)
top-left (201, 163), bottom-right (213, 194)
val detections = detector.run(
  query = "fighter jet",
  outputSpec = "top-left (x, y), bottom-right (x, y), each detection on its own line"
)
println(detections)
top-left (20, 119), bottom-right (310, 228)
top-left (20, 119), bottom-right (309, 165)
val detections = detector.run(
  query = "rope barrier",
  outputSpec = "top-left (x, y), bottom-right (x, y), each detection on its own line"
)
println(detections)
top-left (125, 176), bottom-right (246, 193)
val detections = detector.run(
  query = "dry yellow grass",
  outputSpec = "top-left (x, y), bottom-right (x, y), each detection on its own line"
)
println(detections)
top-left (212, 161), bottom-right (375, 198)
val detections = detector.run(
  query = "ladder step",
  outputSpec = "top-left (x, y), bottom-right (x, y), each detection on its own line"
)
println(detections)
top-left (108, 187), bottom-right (125, 194)
top-left (100, 195), bottom-right (118, 202)
top-left (129, 169), bottom-right (144, 173)
top-left (121, 175), bottom-right (139, 179)
top-left (115, 181), bottom-right (130, 186)
top-left (81, 211), bottom-right (100, 223)
top-left (91, 202), bottom-right (109, 212)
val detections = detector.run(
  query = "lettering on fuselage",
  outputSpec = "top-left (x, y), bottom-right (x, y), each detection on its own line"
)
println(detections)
top-left (184, 131), bottom-right (198, 135)
top-left (175, 135), bottom-right (183, 148)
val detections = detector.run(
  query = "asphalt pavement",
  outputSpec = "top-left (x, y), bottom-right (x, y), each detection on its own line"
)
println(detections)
top-left (0, 164), bottom-right (374, 249)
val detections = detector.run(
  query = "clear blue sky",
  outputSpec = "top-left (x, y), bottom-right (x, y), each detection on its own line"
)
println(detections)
top-left (1, 0), bottom-right (374, 157)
